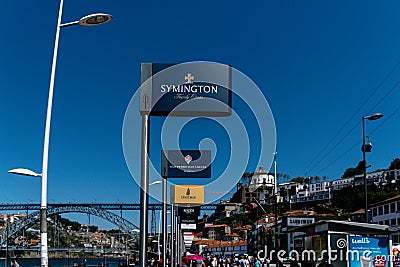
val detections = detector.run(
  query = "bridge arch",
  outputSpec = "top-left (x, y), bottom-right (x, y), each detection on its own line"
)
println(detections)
top-left (0, 205), bottom-right (139, 245)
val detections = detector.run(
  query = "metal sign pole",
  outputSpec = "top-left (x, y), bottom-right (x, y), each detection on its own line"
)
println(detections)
top-left (170, 204), bottom-right (175, 267)
top-left (175, 215), bottom-right (180, 266)
top-left (162, 178), bottom-right (167, 267)
top-left (139, 114), bottom-right (150, 267)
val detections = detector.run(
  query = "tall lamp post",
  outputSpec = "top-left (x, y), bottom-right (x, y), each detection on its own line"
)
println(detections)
top-left (8, 2), bottom-right (111, 267)
top-left (362, 113), bottom-right (383, 223)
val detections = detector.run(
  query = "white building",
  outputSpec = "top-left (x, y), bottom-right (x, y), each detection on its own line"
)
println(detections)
top-left (371, 195), bottom-right (400, 226)
top-left (291, 182), bottom-right (331, 203)
top-left (277, 182), bottom-right (302, 203)
top-left (248, 166), bottom-right (275, 190)
top-left (331, 177), bottom-right (354, 191)
top-left (248, 166), bottom-right (275, 204)
top-left (371, 195), bottom-right (400, 244)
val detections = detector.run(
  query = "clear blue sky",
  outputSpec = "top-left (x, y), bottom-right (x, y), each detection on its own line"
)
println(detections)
top-left (2, 0), bottom-right (400, 229)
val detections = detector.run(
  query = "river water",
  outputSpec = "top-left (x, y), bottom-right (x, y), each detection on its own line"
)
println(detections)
top-left (0, 258), bottom-right (135, 267)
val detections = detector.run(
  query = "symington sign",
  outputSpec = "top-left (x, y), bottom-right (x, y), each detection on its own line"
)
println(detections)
top-left (140, 62), bottom-right (232, 117)
top-left (161, 150), bottom-right (211, 178)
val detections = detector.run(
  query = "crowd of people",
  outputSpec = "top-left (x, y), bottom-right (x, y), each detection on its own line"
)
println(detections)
top-left (182, 254), bottom-right (269, 267)
top-left (147, 253), bottom-right (332, 267)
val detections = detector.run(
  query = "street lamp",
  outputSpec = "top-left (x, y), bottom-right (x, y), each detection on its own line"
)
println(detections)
top-left (362, 113), bottom-right (383, 223)
top-left (149, 180), bottom-right (162, 186)
top-left (8, 1), bottom-right (111, 266)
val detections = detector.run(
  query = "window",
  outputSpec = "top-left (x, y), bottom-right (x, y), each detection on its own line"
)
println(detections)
top-left (393, 234), bottom-right (400, 245)
top-left (378, 206), bottom-right (383, 216)
top-left (391, 203), bottom-right (396, 213)
top-left (384, 205), bottom-right (390, 214)
top-left (373, 208), bottom-right (377, 217)
top-left (392, 219), bottom-right (397, 226)
top-left (397, 218), bottom-right (400, 225)
top-left (385, 220), bottom-right (390, 225)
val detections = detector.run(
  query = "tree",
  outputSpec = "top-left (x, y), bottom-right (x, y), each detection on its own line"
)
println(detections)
top-left (283, 174), bottom-right (291, 181)
top-left (290, 177), bottom-right (304, 184)
top-left (389, 158), bottom-right (400, 170)
top-left (342, 161), bottom-right (364, 178)
top-left (343, 167), bottom-right (356, 178)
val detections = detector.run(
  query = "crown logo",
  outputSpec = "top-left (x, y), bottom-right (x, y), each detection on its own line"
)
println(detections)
top-left (185, 73), bottom-right (194, 84)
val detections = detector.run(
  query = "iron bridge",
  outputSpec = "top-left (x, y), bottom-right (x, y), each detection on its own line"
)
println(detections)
top-left (0, 203), bottom-right (218, 246)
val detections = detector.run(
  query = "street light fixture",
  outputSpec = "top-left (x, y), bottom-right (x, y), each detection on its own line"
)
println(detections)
top-left (362, 112), bottom-right (383, 223)
top-left (8, 168), bottom-right (42, 177)
top-left (8, 1), bottom-right (111, 267)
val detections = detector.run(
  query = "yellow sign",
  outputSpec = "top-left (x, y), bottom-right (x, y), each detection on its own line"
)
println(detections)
top-left (171, 185), bottom-right (204, 204)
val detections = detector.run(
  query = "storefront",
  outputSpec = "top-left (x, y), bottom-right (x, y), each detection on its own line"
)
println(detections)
top-left (287, 220), bottom-right (392, 267)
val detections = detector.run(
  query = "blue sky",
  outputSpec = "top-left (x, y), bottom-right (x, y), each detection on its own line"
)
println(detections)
top-left (2, 0), bottom-right (400, 229)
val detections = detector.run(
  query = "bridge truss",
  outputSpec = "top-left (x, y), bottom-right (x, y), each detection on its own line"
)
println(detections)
top-left (0, 203), bottom-right (218, 245)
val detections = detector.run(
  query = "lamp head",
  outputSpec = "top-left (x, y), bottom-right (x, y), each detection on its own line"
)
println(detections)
top-left (79, 13), bottom-right (112, 26)
top-left (364, 113), bottom-right (383, 121)
top-left (8, 168), bottom-right (41, 177)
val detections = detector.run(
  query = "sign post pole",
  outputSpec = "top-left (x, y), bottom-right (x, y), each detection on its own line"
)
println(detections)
top-left (139, 114), bottom-right (150, 267)
top-left (170, 204), bottom-right (175, 267)
top-left (162, 178), bottom-right (167, 267)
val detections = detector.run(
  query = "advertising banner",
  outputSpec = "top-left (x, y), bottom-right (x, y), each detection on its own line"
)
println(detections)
top-left (349, 236), bottom-right (388, 267)
top-left (140, 62), bottom-right (232, 117)
top-left (171, 185), bottom-right (204, 204)
top-left (161, 150), bottom-right (211, 178)
top-left (392, 245), bottom-right (400, 267)
top-left (181, 224), bottom-right (197, 230)
top-left (178, 206), bottom-right (200, 224)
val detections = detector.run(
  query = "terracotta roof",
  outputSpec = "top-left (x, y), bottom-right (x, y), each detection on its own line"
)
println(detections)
top-left (204, 240), bottom-right (247, 249)
top-left (204, 224), bottom-right (228, 228)
top-left (233, 225), bottom-right (252, 231)
top-left (225, 233), bottom-right (240, 237)
top-left (193, 239), bottom-right (213, 245)
top-left (351, 209), bottom-right (365, 215)
top-left (371, 195), bottom-right (400, 207)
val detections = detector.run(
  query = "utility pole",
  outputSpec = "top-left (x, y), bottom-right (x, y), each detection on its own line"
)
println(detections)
top-left (273, 152), bottom-right (278, 249)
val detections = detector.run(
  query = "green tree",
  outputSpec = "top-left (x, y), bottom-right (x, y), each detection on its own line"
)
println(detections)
top-left (343, 167), bottom-right (357, 178)
top-left (290, 177), bottom-right (304, 184)
top-left (389, 158), bottom-right (400, 170)
top-left (89, 225), bottom-right (98, 233)
top-left (342, 161), bottom-right (364, 178)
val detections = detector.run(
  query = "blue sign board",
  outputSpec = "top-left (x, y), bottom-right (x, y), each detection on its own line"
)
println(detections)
top-left (161, 150), bottom-right (211, 178)
top-left (349, 236), bottom-right (388, 267)
top-left (140, 62), bottom-right (232, 117)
